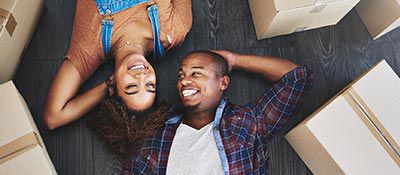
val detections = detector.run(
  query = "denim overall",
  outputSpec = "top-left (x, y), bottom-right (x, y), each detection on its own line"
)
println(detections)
top-left (96, 0), bottom-right (165, 59)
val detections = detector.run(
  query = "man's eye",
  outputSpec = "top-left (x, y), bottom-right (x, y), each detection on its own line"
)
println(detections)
top-left (178, 74), bottom-right (184, 79)
top-left (192, 72), bottom-right (202, 77)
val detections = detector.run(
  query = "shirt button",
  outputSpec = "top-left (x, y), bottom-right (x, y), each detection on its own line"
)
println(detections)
top-left (224, 172), bottom-right (228, 175)
top-left (218, 146), bottom-right (223, 150)
top-left (105, 9), bottom-right (111, 15)
top-left (147, 155), bottom-right (151, 160)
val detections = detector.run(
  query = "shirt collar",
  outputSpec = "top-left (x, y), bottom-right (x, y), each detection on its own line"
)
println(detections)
top-left (164, 98), bottom-right (228, 127)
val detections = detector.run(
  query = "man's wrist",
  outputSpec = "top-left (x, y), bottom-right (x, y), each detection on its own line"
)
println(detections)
top-left (231, 53), bottom-right (241, 69)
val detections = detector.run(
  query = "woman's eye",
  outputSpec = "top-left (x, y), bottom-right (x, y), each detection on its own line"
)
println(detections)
top-left (128, 84), bottom-right (137, 88)
top-left (147, 83), bottom-right (155, 88)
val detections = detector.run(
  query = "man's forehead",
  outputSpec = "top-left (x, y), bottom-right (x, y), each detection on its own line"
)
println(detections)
top-left (181, 54), bottom-right (213, 66)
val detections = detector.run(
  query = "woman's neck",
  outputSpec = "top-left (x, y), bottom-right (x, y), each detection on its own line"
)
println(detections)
top-left (113, 38), bottom-right (153, 65)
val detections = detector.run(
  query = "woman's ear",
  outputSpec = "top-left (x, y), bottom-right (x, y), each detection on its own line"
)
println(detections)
top-left (220, 75), bottom-right (230, 91)
top-left (106, 75), bottom-right (115, 96)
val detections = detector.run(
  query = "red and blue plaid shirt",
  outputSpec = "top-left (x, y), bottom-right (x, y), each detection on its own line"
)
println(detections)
top-left (131, 65), bottom-right (314, 175)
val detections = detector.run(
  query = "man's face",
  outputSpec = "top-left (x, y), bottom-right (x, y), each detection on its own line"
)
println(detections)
top-left (115, 54), bottom-right (156, 111)
top-left (177, 54), bottom-right (228, 112)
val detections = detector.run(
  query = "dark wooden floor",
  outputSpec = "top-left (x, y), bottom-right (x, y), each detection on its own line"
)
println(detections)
top-left (12, 0), bottom-right (400, 174)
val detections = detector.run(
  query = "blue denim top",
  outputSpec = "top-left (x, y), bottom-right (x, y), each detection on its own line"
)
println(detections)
top-left (96, 0), bottom-right (165, 59)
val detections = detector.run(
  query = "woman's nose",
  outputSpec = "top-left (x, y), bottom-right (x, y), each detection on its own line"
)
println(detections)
top-left (133, 69), bottom-right (148, 78)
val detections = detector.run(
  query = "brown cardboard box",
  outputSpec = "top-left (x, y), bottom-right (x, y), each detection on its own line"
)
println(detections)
top-left (249, 0), bottom-right (360, 39)
top-left (0, 81), bottom-right (57, 175)
top-left (356, 0), bottom-right (400, 40)
top-left (285, 60), bottom-right (400, 175)
top-left (0, 0), bottom-right (44, 84)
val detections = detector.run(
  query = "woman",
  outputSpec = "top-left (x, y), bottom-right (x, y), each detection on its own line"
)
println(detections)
top-left (44, 0), bottom-right (192, 130)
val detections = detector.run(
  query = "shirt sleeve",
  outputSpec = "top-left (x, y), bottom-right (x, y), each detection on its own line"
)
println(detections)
top-left (251, 65), bottom-right (314, 140)
top-left (64, 0), bottom-right (104, 81)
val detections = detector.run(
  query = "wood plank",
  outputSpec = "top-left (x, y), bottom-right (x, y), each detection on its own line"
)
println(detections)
top-left (13, 34), bottom-right (37, 116)
top-left (35, 60), bottom-right (94, 175)
top-left (92, 134), bottom-right (124, 175)
top-left (190, 0), bottom-right (219, 50)
top-left (214, 0), bottom-right (246, 50)
top-left (35, 0), bottom-right (75, 60)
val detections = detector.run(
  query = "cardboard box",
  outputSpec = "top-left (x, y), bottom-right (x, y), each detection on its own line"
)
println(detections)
top-left (356, 0), bottom-right (400, 40)
top-left (248, 0), bottom-right (360, 39)
top-left (0, 81), bottom-right (57, 175)
top-left (0, 0), bottom-right (44, 84)
top-left (285, 60), bottom-right (400, 175)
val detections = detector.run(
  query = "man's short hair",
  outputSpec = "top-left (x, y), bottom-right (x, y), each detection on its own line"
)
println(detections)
top-left (184, 50), bottom-right (229, 77)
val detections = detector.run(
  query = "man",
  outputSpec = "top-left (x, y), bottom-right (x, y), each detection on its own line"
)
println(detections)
top-left (133, 50), bottom-right (314, 175)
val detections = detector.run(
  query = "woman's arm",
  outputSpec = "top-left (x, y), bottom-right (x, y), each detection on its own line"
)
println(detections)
top-left (167, 0), bottom-right (192, 45)
top-left (44, 59), bottom-right (107, 130)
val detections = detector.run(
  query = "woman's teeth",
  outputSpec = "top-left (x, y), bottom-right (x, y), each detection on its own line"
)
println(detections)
top-left (129, 64), bottom-right (146, 70)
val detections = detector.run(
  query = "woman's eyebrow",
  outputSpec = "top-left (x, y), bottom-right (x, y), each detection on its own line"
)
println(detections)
top-left (125, 91), bottom-right (139, 95)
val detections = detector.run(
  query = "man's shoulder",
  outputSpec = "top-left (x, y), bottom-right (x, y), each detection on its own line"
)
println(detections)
top-left (223, 99), bottom-right (258, 114)
top-left (222, 101), bottom-right (258, 122)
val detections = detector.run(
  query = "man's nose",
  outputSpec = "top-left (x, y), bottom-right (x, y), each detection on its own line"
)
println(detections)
top-left (181, 77), bottom-right (193, 86)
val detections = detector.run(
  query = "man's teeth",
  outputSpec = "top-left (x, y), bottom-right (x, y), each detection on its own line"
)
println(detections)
top-left (182, 89), bottom-right (198, 97)
top-left (129, 64), bottom-right (145, 70)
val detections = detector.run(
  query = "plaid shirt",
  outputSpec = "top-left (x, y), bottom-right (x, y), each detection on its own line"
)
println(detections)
top-left (131, 65), bottom-right (314, 175)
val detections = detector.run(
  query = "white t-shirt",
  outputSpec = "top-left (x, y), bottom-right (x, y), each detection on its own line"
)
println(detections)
top-left (166, 122), bottom-right (224, 175)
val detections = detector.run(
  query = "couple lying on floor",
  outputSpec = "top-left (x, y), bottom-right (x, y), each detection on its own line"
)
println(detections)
top-left (43, 0), bottom-right (314, 174)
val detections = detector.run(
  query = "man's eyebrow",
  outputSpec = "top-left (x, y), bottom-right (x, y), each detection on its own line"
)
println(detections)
top-left (177, 66), bottom-right (204, 74)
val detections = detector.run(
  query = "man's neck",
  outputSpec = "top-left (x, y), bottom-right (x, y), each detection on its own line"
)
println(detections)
top-left (182, 107), bottom-right (217, 130)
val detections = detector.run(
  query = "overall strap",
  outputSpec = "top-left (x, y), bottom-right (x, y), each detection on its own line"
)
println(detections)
top-left (147, 2), bottom-right (165, 59)
top-left (101, 9), bottom-right (114, 57)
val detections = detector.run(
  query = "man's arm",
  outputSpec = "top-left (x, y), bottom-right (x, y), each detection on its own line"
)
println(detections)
top-left (213, 50), bottom-right (314, 140)
top-left (212, 50), bottom-right (298, 81)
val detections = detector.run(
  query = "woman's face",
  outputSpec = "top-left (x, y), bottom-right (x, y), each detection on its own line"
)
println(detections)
top-left (114, 54), bottom-right (156, 111)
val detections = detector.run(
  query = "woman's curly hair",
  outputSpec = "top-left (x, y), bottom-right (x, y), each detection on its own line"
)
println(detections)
top-left (86, 78), bottom-right (172, 164)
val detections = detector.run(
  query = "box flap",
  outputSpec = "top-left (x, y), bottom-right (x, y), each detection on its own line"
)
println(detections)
top-left (0, 0), bottom-right (16, 13)
top-left (0, 0), bottom-right (17, 35)
top-left (286, 124), bottom-right (345, 175)
top-left (307, 96), bottom-right (400, 174)
top-left (0, 0), bottom-right (44, 83)
top-left (274, 0), bottom-right (343, 11)
top-left (252, 0), bottom-right (360, 39)
top-left (356, 0), bottom-right (400, 39)
top-left (0, 81), bottom-right (39, 147)
top-left (350, 60), bottom-right (400, 154)
top-left (0, 145), bottom-right (57, 175)
top-left (248, 0), bottom-right (278, 39)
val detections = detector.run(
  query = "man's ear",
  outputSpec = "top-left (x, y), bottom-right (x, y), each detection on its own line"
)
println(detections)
top-left (220, 75), bottom-right (230, 91)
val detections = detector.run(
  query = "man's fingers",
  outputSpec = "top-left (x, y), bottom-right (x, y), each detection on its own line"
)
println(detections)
top-left (210, 50), bottom-right (222, 55)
